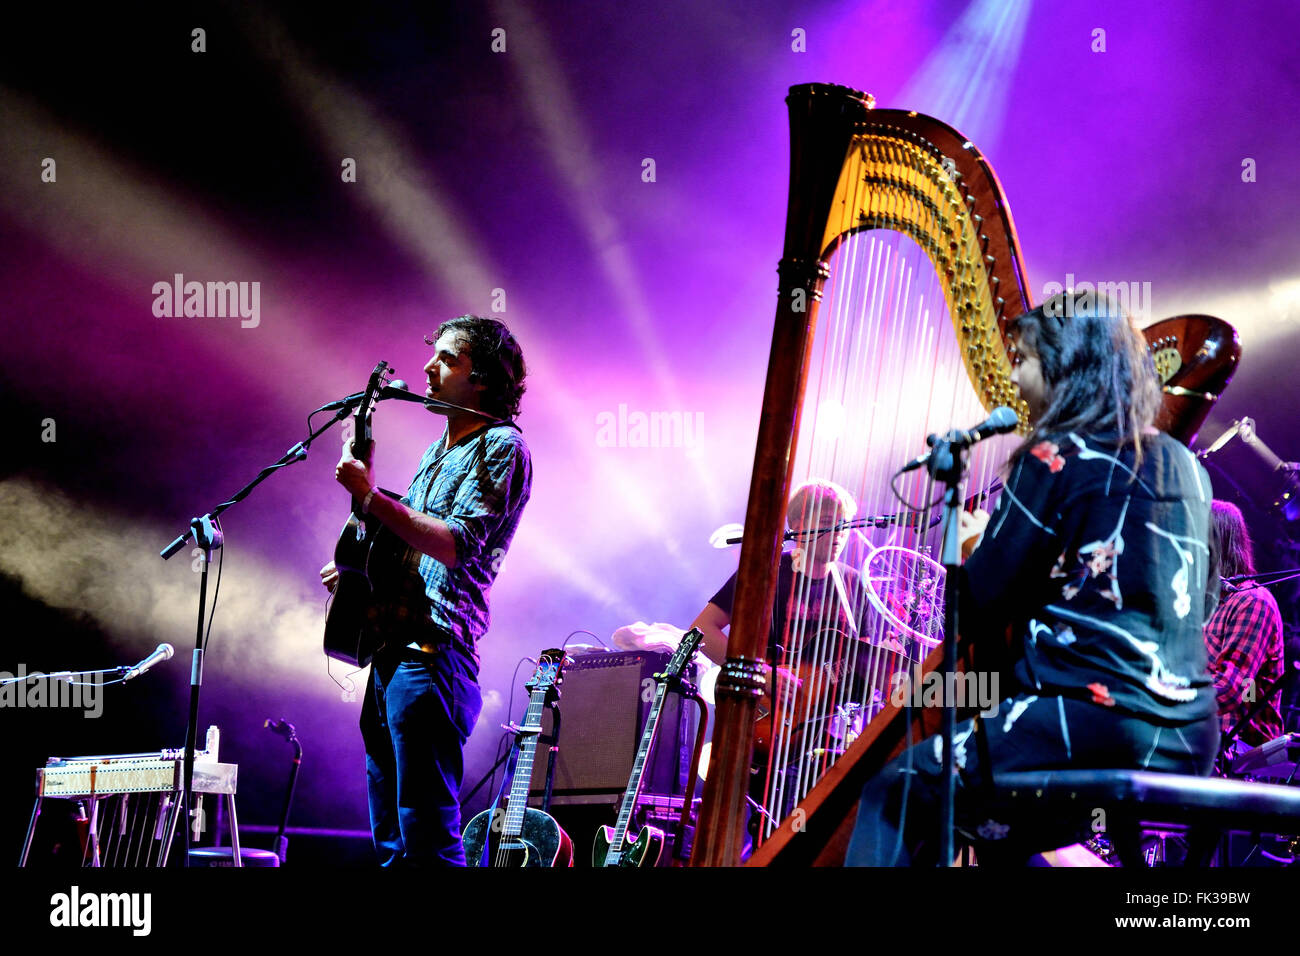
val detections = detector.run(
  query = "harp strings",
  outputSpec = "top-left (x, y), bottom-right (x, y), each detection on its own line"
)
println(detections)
top-left (756, 170), bottom-right (1015, 840)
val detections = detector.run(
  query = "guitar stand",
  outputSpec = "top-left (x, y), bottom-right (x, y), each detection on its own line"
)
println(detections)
top-left (541, 702), bottom-right (561, 814)
top-left (671, 685), bottom-right (709, 864)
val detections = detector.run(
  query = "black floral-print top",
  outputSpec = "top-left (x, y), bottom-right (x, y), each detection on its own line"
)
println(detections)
top-left (962, 431), bottom-right (1216, 723)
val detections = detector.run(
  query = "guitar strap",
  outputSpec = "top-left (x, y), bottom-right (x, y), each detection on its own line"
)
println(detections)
top-left (415, 420), bottom-right (519, 513)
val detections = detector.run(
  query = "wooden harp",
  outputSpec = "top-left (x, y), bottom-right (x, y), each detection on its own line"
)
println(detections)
top-left (689, 83), bottom-right (1239, 867)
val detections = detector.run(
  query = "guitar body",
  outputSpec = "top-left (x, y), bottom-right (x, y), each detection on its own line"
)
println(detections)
top-left (323, 505), bottom-right (412, 667)
top-left (324, 513), bottom-right (383, 666)
top-left (462, 649), bottom-right (574, 867)
top-left (462, 807), bottom-right (574, 867)
top-left (593, 824), bottom-right (664, 868)
top-left (752, 627), bottom-right (861, 764)
top-left (322, 361), bottom-right (395, 667)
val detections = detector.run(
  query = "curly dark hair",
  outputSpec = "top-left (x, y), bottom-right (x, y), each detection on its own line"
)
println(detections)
top-left (1008, 289), bottom-right (1161, 468)
top-left (427, 315), bottom-right (527, 420)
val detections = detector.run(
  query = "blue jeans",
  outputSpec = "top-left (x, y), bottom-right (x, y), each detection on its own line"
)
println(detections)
top-left (845, 694), bottom-right (1219, 866)
top-left (361, 646), bottom-right (482, 866)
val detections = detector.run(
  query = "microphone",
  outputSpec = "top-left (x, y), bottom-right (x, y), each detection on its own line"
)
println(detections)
top-left (319, 390), bottom-right (366, 412)
top-left (899, 407), bottom-right (1020, 474)
top-left (941, 406), bottom-right (1021, 447)
top-left (264, 718), bottom-right (297, 741)
top-left (709, 523), bottom-right (745, 548)
top-left (123, 643), bottom-right (174, 681)
top-left (318, 380), bottom-right (416, 411)
top-left (1198, 418), bottom-right (1251, 459)
top-left (377, 381), bottom-right (424, 404)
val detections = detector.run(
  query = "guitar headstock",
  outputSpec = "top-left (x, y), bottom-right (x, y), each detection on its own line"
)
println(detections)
top-left (353, 361), bottom-right (393, 453)
top-left (661, 628), bottom-right (704, 681)
top-left (525, 648), bottom-right (568, 700)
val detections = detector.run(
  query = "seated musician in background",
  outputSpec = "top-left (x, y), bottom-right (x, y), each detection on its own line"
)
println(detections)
top-left (692, 479), bottom-right (878, 699)
top-left (1204, 499), bottom-right (1284, 750)
top-left (694, 480), bottom-right (908, 822)
top-left (847, 290), bottom-right (1220, 866)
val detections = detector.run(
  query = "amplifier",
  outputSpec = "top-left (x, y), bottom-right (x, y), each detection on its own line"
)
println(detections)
top-left (528, 649), bottom-right (700, 805)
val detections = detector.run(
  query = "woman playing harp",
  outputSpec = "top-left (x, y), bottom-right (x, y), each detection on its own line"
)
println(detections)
top-left (846, 290), bottom-right (1220, 866)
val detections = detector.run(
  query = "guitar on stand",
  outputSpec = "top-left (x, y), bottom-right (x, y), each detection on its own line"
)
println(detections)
top-left (594, 627), bottom-right (705, 867)
top-left (462, 649), bottom-right (574, 867)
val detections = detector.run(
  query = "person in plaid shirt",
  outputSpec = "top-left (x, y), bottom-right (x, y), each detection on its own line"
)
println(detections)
top-left (324, 315), bottom-right (531, 866)
top-left (1204, 500), bottom-right (1284, 749)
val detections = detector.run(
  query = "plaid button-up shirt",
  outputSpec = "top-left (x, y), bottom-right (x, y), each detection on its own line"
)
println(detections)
top-left (365, 422), bottom-right (531, 669)
top-left (1204, 584), bottom-right (1285, 747)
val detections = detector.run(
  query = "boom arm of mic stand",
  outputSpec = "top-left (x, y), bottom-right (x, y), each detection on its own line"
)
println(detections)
top-left (379, 389), bottom-right (499, 420)
top-left (159, 404), bottom-right (352, 559)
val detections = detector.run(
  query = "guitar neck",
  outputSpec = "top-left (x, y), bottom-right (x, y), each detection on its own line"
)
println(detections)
top-left (609, 681), bottom-right (670, 853)
top-left (502, 686), bottom-right (549, 838)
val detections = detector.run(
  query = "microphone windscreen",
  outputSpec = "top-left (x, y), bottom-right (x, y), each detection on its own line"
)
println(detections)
top-left (988, 406), bottom-right (1019, 432)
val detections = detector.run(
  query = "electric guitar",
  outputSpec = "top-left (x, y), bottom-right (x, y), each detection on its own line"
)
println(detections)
top-left (593, 627), bottom-right (704, 867)
top-left (322, 362), bottom-right (399, 667)
top-left (462, 649), bottom-right (574, 867)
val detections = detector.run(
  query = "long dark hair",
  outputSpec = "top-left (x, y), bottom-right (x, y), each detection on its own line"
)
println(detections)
top-left (1009, 289), bottom-right (1161, 466)
top-left (1210, 499), bottom-right (1257, 581)
top-left (428, 315), bottom-right (527, 420)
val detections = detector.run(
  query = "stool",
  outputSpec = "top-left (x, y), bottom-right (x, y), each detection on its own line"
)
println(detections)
top-left (188, 847), bottom-right (281, 867)
top-left (983, 770), bottom-right (1300, 866)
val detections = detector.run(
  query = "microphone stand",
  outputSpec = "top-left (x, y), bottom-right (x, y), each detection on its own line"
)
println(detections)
top-left (920, 432), bottom-right (968, 868)
top-left (158, 396), bottom-right (361, 865)
top-left (265, 720), bottom-right (303, 864)
top-left (718, 481), bottom-right (1004, 546)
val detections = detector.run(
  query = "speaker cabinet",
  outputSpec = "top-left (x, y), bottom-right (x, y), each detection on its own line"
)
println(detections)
top-left (528, 650), bottom-right (699, 805)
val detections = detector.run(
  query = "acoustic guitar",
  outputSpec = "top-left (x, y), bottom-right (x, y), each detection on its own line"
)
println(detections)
top-left (462, 649), bottom-right (574, 867)
top-left (323, 361), bottom-right (393, 667)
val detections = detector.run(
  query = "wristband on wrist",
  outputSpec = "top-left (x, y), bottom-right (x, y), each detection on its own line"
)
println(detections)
top-left (361, 487), bottom-right (378, 514)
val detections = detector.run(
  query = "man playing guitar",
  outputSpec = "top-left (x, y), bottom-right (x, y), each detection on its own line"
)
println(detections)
top-left (321, 315), bottom-right (532, 866)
